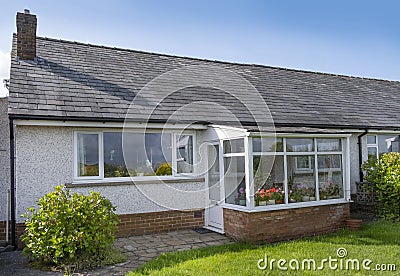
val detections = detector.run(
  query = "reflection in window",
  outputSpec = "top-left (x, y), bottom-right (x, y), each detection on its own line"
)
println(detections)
top-left (77, 133), bottom-right (99, 177)
top-left (177, 135), bottom-right (193, 174)
top-left (224, 156), bottom-right (246, 206)
top-left (253, 155), bottom-right (285, 205)
top-left (252, 137), bottom-right (283, 152)
top-left (223, 139), bottom-right (244, 154)
top-left (286, 138), bottom-right (314, 152)
top-left (120, 132), bottom-right (172, 177)
top-left (287, 155), bottom-right (316, 203)
top-left (317, 139), bottom-right (341, 152)
top-left (318, 155), bottom-right (343, 200)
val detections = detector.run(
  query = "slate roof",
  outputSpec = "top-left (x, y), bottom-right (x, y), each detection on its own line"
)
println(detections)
top-left (8, 35), bottom-right (400, 130)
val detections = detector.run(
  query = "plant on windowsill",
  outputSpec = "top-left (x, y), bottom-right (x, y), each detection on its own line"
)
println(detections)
top-left (271, 187), bottom-right (285, 204)
top-left (325, 182), bottom-right (341, 199)
top-left (289, 189), bottom-right (302, 203)
top-left (255, 189), bottom-right (268, 206)
top-left (235, 187), bottom-right (246, 206)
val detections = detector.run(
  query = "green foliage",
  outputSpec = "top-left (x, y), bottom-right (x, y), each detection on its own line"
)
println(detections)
top-left (155, 162), bottom-right (172, 176)
top-left (362, 152), bottom-right (400, 221)
top-left (21, 185), bottom-right (120, 271)
top-left (104, 162), bottom-right (130, 178)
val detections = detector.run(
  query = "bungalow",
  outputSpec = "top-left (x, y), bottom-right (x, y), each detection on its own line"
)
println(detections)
top-left (2, 10), bottom-right (400, 248)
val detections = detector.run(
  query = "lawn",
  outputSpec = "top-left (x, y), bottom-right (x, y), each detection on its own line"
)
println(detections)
top-left (128, 221), bottom-right (400, 275)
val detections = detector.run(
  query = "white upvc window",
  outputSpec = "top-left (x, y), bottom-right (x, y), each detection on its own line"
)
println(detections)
top-left (74, 130), bottom-right (196, 181)
top-left (366, 134), bottom-right (400, 161)
top-left (251, 136), bottom-right (346, 208)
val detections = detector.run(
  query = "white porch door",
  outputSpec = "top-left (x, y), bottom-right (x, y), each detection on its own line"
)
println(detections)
top-left (205, 144), bottom-right (224, 232)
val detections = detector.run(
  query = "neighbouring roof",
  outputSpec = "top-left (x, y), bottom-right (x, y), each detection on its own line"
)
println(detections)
top-left (8, 35), bottom-right (400, 130)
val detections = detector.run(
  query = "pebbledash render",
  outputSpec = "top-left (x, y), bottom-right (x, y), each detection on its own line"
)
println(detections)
top-left (2, 10), bottom-right (400, 247)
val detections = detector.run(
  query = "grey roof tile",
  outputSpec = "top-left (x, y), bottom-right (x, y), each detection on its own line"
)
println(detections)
top-left (7, 36), bottom-right (400, 129)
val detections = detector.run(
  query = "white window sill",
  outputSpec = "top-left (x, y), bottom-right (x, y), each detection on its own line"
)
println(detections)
top-left (67, 176), bottom-right (205, 188)
top-left (221, 198), bottom-right (349, 213)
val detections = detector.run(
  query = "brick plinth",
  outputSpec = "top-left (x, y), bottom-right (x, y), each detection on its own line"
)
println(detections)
top-left (117, 209), bottom-right (205, 237)
top-left (11, 209), bottom-right (205, 248)
top-left (223, 203), bottom-right (350, 243)
top-left (0, 221), bottom-right (9, 241)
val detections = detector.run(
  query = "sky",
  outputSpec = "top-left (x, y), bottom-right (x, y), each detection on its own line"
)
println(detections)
top-left (0, 0), bottom-right (399, 97)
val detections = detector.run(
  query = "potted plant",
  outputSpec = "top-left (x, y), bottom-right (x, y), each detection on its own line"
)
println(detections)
top-left (273, 187), bottom-right (285, 204)
top-left (236, 187), bottom-right (246, 206)
top-left (266, 188), bottom-right (275, 205)
top-left (255, 189), bottom-right (267, 206)
top-left (289, 189), bottom-right (302, 203)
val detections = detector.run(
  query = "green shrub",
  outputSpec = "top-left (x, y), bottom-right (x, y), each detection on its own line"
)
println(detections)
top-left (21, 185), bottom-right (121, 271)
top-left (362, 152), bottom-right (400, 221)
top-left (155, 162), bottom-right (172, 176)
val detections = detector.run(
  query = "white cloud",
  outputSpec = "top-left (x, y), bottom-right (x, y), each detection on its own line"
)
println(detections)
top-left (0, 51), bottom-right (11, 98)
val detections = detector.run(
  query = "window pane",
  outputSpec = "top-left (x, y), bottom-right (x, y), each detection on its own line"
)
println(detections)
top-left (317, 139), bottom-right (341, 152)
top-left (223, 139), bottom-right (244, 154)
top-left (177, 135), bottom-right (194, 174)
top-left (224, 156), bottom-right (246, 206)
top-left (252, 137), bottom-right (283, 152)
top-left (253, 155), bottom-right (285, 205)
top-left (123, 133), bottom-right (172, 176)
top-left (318, 155), bottom-right (343, 200)
top-left (287, 155), bottom-right (316, 203)
top-left (286, 138), bottom-right (314, 152)
top-left (367, 135), bottom-right (376, 145)
top-left (367, 147), bottom-right (378, 162)
top-left (104, 132), bottom-right (129, 177)
top-left (377, 135), bottom-right (400, 154)
top-left (77, 133), bottom-right (99, 177)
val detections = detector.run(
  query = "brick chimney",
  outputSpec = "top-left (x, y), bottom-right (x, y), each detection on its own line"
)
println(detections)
top-left (16, 9), bottom-right (37, 60)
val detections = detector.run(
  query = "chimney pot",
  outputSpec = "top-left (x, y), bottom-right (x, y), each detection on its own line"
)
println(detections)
top-left (16, 10), bottom-right (37, 61)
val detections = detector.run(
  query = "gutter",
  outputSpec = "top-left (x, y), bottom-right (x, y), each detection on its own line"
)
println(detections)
top-left (8, 114), bottom-right (400, 131)
top-left (357, 129), bottom-right (368, 182)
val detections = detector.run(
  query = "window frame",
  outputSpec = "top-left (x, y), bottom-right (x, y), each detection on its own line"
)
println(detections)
top-left (251, 136), bottom-right (346, 208)
top-left (74, 129), bottom-right (197, 182)
top-left (173, 133), bottom-right (196, 176)
top-left (366, 134), bottom-right (379, 160)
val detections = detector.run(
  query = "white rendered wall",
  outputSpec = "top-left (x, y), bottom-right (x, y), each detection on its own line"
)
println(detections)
top-left (15, 125), bottom-right (206, 223)
top-left (0, 97), bottom-right (9, 222)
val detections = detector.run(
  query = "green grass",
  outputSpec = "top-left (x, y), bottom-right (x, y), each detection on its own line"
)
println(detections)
top-left (128, 221), bottom-right (400, 275)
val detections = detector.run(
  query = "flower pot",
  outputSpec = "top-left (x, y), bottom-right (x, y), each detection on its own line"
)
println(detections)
top-left (239, 199), bottom-right (246, 206)
top-left (289, 198), bottom-right (297, 203)
top-left (302, 195), bottom-right (310, 202)
top-left (346, 219), bottom-right (362, 231)
top-left (268, 199), bottom-right (276, 205)
top-left (259, 201), bottom-right (267, 206)
top-left (309, 196), bottom-right (316, 201)
top-left (276, 199), bottom-right (284, 204)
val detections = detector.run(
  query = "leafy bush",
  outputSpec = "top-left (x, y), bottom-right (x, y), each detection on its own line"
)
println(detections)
top-left (155, 162), bottom-right (172, 176)
top-left (362, 152), bottom-right (400, 221)
top-left (21, 185), bottom-right (121, 271)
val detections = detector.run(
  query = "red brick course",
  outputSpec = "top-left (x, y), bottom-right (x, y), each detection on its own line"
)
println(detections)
top-left (223, 203), bottom-right (350, 243)
top-left (116, 209), bottom-right (205, 237)
top-left (7, 209), bottom-right (204, 248)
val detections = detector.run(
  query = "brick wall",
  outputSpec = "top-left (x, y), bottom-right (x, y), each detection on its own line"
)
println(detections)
top-left (224, 203), bottom-right (350, 243)
top-left (117, 209), bottom-right (204, 237)
top-left (0, 221), bottom-right (9, 241)
top-left (16, 10), bottom-right (37, 60)
top-left (12, 209), bottom-right (205, 248)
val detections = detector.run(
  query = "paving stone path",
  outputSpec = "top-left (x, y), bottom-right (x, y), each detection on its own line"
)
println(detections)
top-left (0, 230), bottom-right (233, 275)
